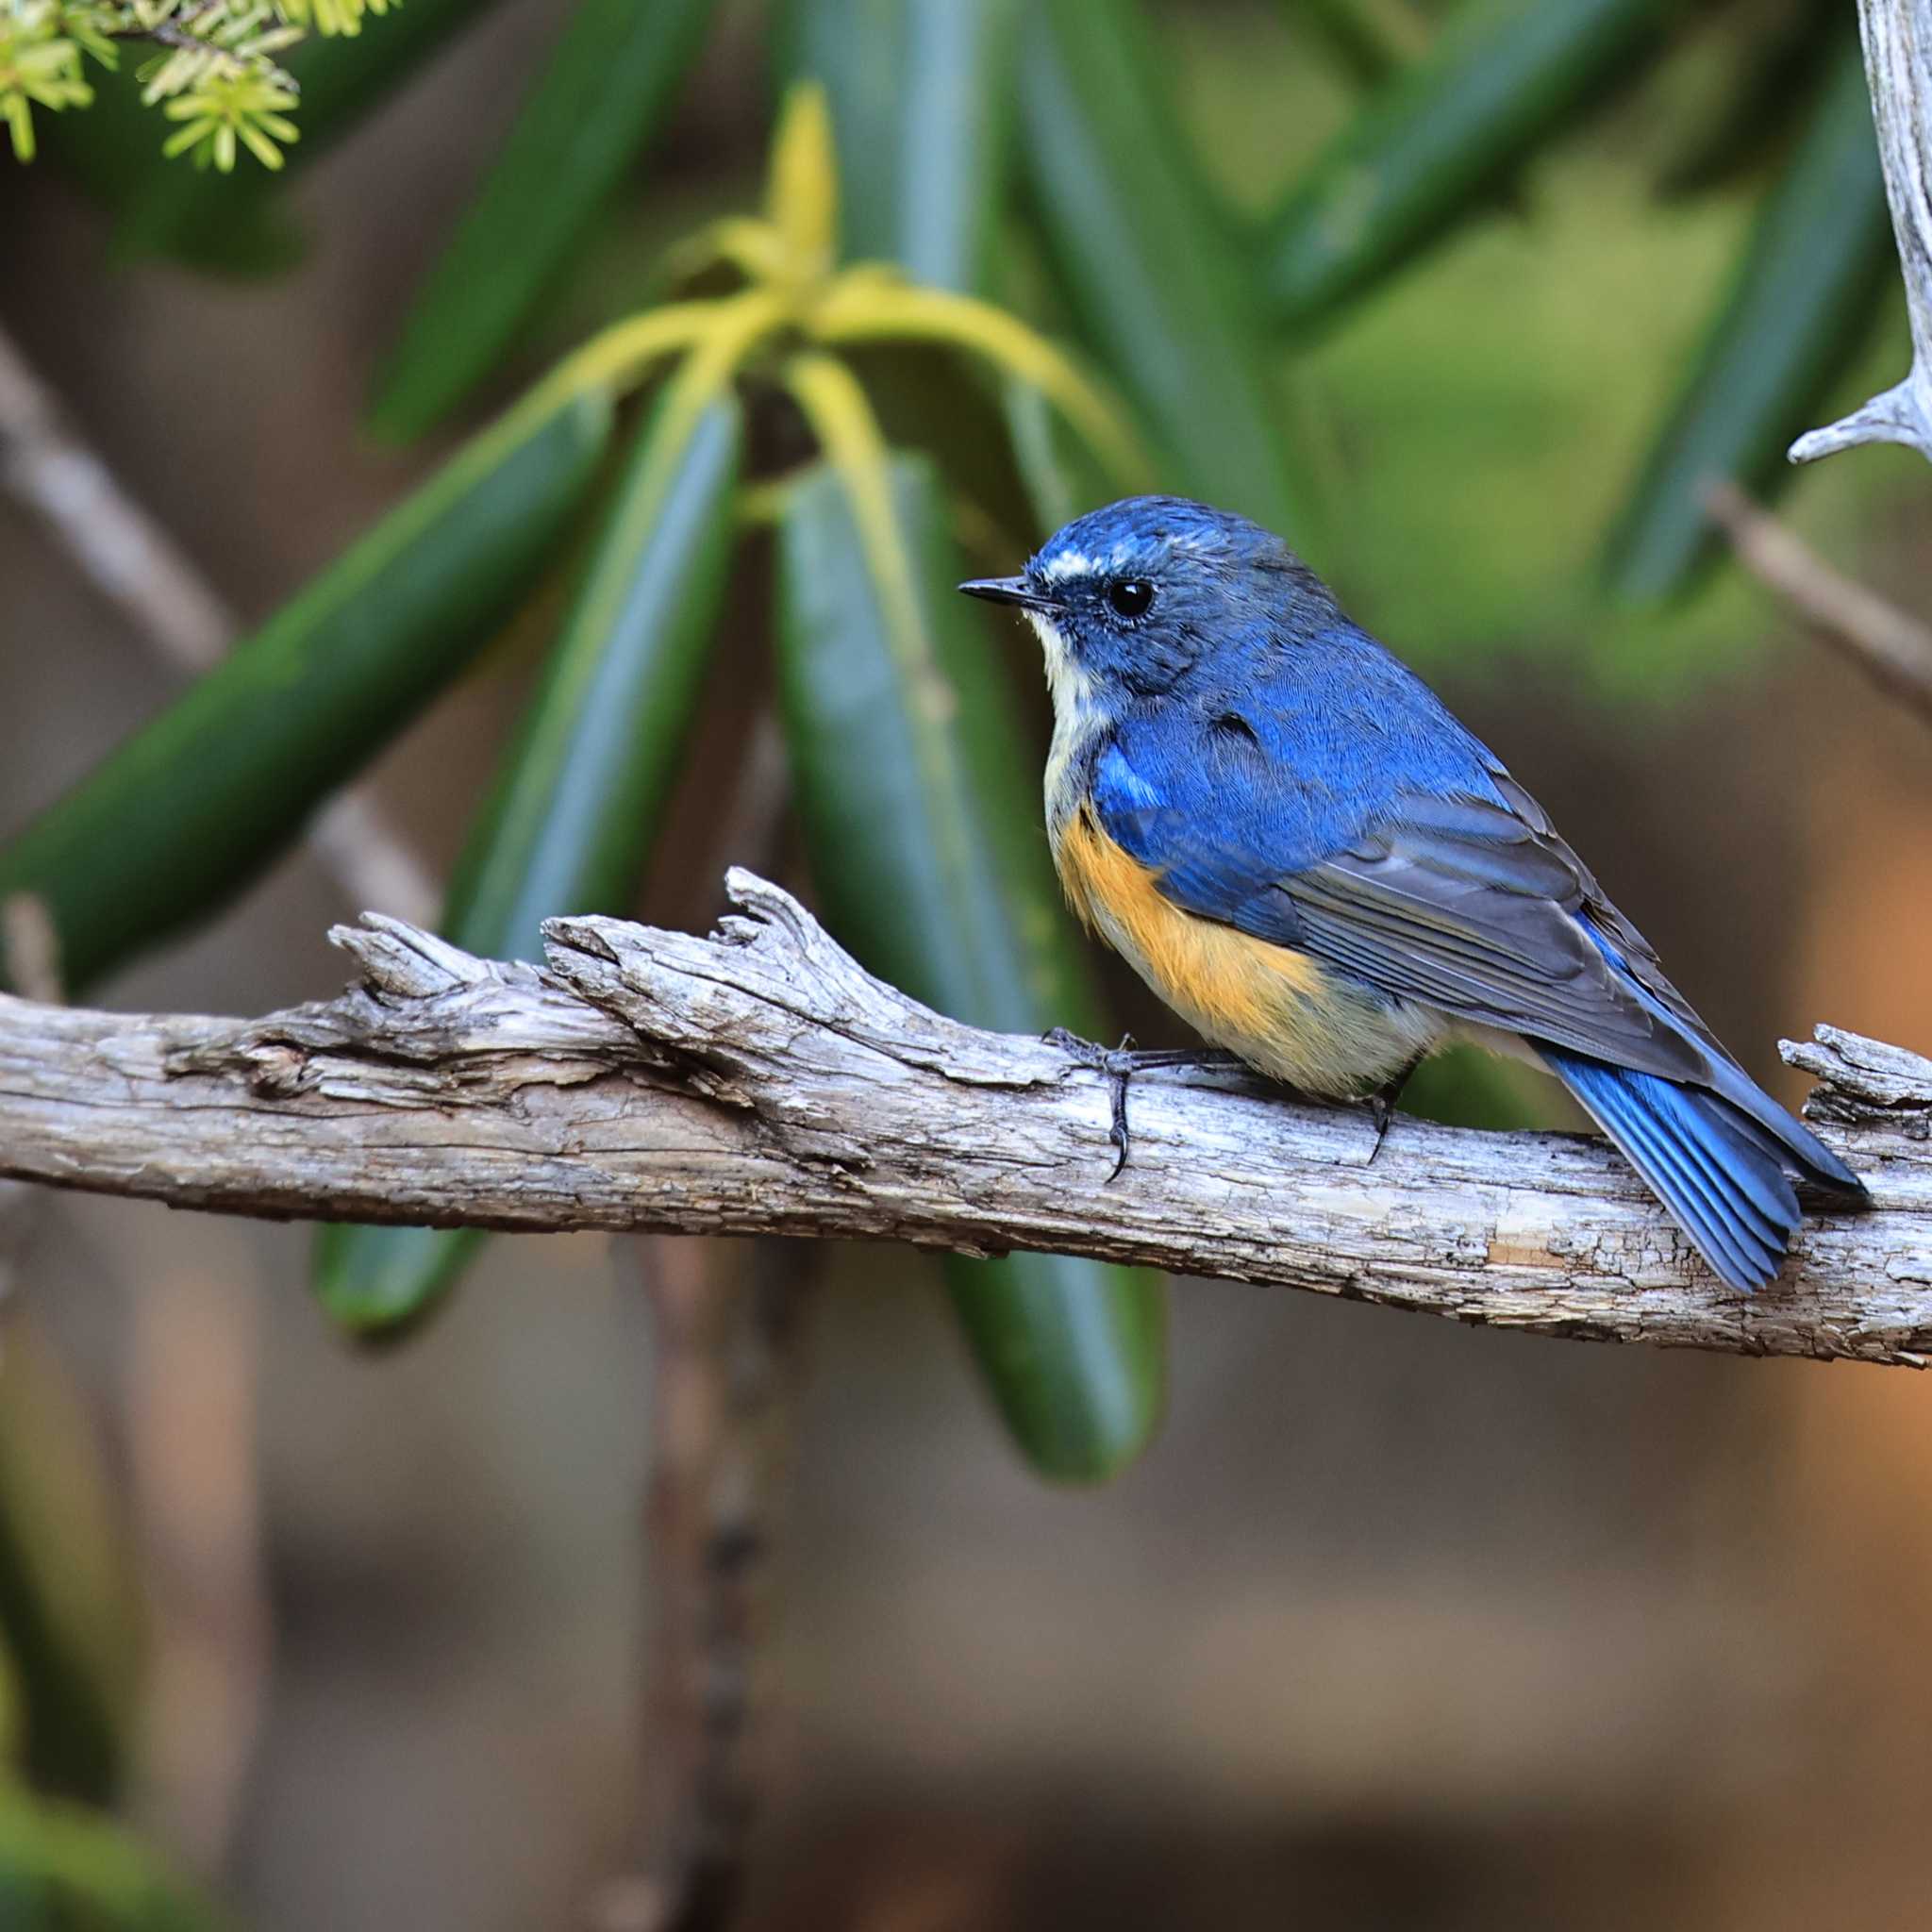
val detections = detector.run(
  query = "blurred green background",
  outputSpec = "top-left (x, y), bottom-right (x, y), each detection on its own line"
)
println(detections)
top-left (4, 0), bottom-right (1932, 1924)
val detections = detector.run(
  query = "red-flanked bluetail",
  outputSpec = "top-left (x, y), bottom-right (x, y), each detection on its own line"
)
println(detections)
top-left (961, 497), bottom-right (1867, 1292)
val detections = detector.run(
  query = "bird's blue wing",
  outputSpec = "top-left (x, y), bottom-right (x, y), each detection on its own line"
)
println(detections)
top-left (1091, 727), bottom-right (1714, 1084)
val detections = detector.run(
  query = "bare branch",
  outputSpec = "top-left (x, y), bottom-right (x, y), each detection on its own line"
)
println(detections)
top-left (0, 872), bottom-right (1925, 1362)
top-left (1, 893), bottom-right (62, 1008)
top-left (0, 330), bottom-right (231, 666)
top-left (1704, 480), bottom-right (1932, 724)
top-left (1790, 0), bottom-right (1932, 464)
top-left (0, 324), bottom-right (439, 927)
top-left (125, 1272), bottom-right (270, 1880)
top-left (610, 1237), bottom-right (805, 1932)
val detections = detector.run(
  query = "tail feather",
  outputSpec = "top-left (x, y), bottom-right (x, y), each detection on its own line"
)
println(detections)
top-left (1697, 1048), bottom-right (1866, 1201)
top-left (1541, 1050), bottom-right (1854, 1291)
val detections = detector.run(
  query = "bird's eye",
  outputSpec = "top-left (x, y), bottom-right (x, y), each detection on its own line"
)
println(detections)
top-left (1107, 579), bottom-right (1154, 619)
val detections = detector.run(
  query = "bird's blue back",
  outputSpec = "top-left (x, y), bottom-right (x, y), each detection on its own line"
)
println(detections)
top-left (1097, 614), bottom-right (1505, 883)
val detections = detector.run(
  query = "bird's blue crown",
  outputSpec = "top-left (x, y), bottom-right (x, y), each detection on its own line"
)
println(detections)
top-left (1019, 496), bottom-right (1338, 698)
top-left (1026, 495), bottom-right (1305, 590)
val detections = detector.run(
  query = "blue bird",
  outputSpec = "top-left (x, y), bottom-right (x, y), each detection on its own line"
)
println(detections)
top-left (959, 495), bottom-right (1867, 1291)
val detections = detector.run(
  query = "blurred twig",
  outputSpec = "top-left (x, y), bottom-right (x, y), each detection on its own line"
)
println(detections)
top-left (0, 329), bottom-right (230, 667)
top-left (606, 1237), bottom-right (808, 1932)
top-left (126, 1268), bottom-right (270, 1882)
top-left (0, 874), bottom-right (1926, 1363)
top-left (0, 322), bottom-right (439, 926)
top-left (0, 893), bottom-right (61, 1008)
top-left (1705, 479), bottom-right (1932, 726)
top-left (1790, 0), bottom-right (1932, 464)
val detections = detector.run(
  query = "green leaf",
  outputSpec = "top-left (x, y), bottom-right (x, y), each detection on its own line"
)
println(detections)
top-left (808, 276), bottom-right (1153, 494)
top-left (0, 1519), bottom-right (117, 1807)
top-left (1600, 33), bottom-right (1891, 602)
top-left (829, 344), bottom-right (1039, 551)
top-left (774, 0), bottom-right (897, 263)
top-left (1653, 0), bottom-right (1840, 203)
top-left (42, 58), bottom-right (297, 274)
top-left (1287, 0), bottom-right (1430, 89)
top-left (0, 1789), bottom-right (224, 1931)
top-left (1257, 0), bottom-right (1670, 331)
top-left (895, 0), bottom-right (1018, 292)
top-left (1000, 374), bottom-right (1114, 536)
top-left (0, 1377), bottom-right (127, 1809)
top-left (1018, 0), bottom-right (1312, 543)
top-left (774, 450), bottom-right (1166, 1482)
top-left (0, 386), bottom-right (613, 994)
top-left (369, 0), bottom-right (723, 440)
top-left (0, 1328), bottom-right (147, 1816)
top-left (782, 0), bottom-right (1018, 291)
top-left (314, 386), bottom-right (744, 1332)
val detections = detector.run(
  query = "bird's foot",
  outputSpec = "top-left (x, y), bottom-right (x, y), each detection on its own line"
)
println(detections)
top-left (1043, 1029), bottom-right (1241, 1179)
top-left (1044, 1029), bottom-right (1141, 1179)
top-left (1362, 1061), bottom-right (1422, 1166)
top-left (1366, 1087), bottom-right (1398, 1162)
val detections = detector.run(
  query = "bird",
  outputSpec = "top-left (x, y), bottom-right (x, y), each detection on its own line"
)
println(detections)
top-left (958, 495), bottom-right (1867, 1292)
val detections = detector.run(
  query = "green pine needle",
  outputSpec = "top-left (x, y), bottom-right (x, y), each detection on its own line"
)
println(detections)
top-left (2, 0), bottom-right (401, 167)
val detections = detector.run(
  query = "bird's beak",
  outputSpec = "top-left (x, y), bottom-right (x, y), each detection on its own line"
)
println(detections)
top-left (958, 575), bottom-right (1061, 614)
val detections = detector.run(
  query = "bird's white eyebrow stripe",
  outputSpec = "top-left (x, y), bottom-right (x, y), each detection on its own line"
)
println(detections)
top-left (1041, 540), bottom-right (1166, 583)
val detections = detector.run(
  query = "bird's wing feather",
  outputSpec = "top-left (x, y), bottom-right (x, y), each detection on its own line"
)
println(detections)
top-left (1091, 737), bottom-right (1717, 1084)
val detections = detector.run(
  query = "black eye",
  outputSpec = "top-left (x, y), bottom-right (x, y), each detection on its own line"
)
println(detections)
top-left (1107, 578), bottom-right (1154, 619)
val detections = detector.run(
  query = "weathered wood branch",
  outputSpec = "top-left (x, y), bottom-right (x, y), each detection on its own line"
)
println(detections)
top-left (1790, 0), bottom-right (1932, 465)
top-left (0, 871), bottom-right (1927, 1363)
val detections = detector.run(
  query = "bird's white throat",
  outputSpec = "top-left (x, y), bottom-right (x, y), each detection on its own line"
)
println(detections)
top-left (1025, 607), bottom-right (1108, 844)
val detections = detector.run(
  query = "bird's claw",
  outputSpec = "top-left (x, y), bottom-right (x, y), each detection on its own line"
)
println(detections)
top-left (1043, 1030), bottom-right (1241, 1179)
top-left (1044, 1028), bottom-right (1139, 1178)
top-left (1362, 1064), bottom-right (1419, 1166)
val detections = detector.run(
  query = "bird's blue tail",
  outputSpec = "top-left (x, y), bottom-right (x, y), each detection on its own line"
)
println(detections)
top-left (1539, 1050), bottom-right (1862, 1291)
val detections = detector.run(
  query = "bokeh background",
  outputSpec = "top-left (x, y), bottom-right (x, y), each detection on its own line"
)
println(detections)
top-left (6, 0), bottom-right (1932, 1926)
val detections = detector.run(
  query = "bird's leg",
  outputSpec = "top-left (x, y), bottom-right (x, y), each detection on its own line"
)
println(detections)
top-left (1042, 1029), bottom-right (1242, 1179)
top-left (1363, 1057), bottom-right (1424, 1165)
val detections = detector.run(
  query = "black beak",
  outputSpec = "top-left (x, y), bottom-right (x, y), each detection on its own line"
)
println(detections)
top-left (958, 575), bottom-right (1061, 613)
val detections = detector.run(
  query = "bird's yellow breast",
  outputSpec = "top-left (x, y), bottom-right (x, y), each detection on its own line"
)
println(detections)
top-left (1054, 806), bottom-right (1443, 1096)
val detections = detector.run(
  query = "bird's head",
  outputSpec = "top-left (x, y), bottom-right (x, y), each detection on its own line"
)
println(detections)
top-left (958, 496), bottom-right (1333, 711)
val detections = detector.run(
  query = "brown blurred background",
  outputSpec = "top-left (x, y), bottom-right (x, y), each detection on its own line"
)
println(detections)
top-left (7, 1), bottom-right (1932, 1926)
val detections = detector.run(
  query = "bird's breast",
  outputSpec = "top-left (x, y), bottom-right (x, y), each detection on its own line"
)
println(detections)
top-left (1053, 806), bottom-right (1445, 1096)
